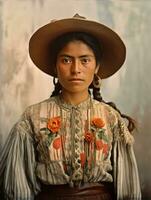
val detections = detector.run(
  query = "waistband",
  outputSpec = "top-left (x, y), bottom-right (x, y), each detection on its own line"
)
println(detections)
top-left (36, 182), bottom-right (114, 200)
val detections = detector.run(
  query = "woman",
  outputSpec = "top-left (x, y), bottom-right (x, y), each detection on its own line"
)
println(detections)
top-left (0, 14), bottom-right (141, 200)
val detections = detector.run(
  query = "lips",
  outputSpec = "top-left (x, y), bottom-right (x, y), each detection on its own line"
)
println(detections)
top-left (69, 78), bottom-right (84, 81)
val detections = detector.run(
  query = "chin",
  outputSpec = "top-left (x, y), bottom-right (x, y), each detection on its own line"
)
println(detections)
top-left (67, 87), bottom-right (88, 94)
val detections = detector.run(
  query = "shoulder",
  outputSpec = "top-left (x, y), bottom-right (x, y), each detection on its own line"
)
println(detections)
top-left (13, 97), bottom-right (57, 135)
top-left (27, 96), bottom-right (56, 110)
top-left (23, 96), bottom-right (57, 117)
top-left (92, 99), bottom-right (119, 118)
top-left (92, 99), bottom-right (127, 131)
top-left (91, 99), bottom-right (134, 144)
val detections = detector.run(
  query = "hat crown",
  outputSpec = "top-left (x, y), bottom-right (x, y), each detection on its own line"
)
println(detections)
top-left (50, 14), bottom-right (85, 24)
top-left (73, 13), bottom-right (86, 19)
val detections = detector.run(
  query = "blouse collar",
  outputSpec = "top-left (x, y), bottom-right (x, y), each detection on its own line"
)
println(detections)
top-left (55, 94), bottom-right (92, 110)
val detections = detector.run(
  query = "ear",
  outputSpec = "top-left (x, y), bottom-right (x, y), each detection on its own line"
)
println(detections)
top-left (95, 65), bottom-right (100, 74)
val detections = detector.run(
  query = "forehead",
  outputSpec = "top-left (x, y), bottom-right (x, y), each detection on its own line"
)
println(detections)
top-left (58, 40), bottom-right (95, 56)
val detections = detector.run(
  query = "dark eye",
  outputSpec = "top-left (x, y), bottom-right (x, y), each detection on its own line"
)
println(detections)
top-left (81, 58), bottom-right (90, 64)
top-left (62, 57), bottom-right (72, 64)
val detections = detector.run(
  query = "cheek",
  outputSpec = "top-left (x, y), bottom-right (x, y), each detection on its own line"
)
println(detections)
top-left (56, 64), bottom-right (65, 75)
top-left (85, 70), bottom-right (96, 85)
top-left (88, 74), bottom-right (95, 84)
top-left (56, 65), bottom-right (69, 83)
top-left (87, 67), bottom-right (96, 80)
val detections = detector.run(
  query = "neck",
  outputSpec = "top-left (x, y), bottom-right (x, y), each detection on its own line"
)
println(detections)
top-left (61, 90), bottom-right (89, 105)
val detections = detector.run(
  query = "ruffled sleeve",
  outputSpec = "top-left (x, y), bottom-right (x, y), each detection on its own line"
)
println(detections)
top-left (0, 110), bottom-right (40, 200)
top-left (112, 112), bottom-right (141, 200)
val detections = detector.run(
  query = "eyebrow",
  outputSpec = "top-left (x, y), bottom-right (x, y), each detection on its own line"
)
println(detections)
top-left (58, 54), bottom-right (94, 59)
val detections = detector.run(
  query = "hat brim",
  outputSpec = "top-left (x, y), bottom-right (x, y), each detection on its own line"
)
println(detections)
top-left (29, 17), bottom-right (126, 79)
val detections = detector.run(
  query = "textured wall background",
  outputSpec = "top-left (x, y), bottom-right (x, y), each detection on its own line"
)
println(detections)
top-left (0, 0), bottom-right (151, 199)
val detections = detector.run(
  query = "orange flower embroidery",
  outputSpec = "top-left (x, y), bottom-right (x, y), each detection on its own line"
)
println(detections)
top-left (95, 140), bottom-right (104, 150)
top-left (52, 137), bottom-right (61, 150)
top-left (91, 118), bottom-right (105, 128)
top-left (80, 152), bottom-right (86, 168)
top-left (84, 132), bottom-right (94, 143)
top-left (47, 116), bottom-right (61, 133)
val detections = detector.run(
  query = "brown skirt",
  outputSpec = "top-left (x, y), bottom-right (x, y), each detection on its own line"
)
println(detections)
top-left (35, 182), bottom-right (114, 200)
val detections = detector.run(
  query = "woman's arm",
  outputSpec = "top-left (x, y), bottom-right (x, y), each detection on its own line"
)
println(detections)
top-left (112, 112), bottom-right (141, 200)
top-left (0, 112), bottom-right (40, 200)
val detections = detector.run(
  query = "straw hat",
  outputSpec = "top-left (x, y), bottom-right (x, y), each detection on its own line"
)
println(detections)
top-left (29, 14), bottom-right (126, 79)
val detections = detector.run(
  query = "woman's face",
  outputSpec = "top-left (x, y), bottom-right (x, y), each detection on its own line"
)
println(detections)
top-left (56, 40), bottom-right (98, 95)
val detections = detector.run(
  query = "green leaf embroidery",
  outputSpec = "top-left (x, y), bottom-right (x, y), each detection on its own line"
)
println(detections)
top-left (97, 129), bottom-right (108, 143)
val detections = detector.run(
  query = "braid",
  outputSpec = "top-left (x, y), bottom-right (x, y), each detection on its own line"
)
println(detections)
top-left (50, 80), bottom-right (62, 97)
top-left (92, 86), bottom-right (104, 102)
top-left (92, 86), bottom-right (136, 133)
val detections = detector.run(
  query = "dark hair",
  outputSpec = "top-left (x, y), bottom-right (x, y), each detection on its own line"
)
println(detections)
top-left (50, 32), bottom-right (136, 132)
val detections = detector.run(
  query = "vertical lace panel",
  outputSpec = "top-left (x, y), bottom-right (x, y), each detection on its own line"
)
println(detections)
top-left (70, 107), bottom-right (83, 186)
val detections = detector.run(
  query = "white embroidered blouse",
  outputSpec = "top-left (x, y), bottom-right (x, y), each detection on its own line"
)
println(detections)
top-left (0, 95), bottom-right (141, 200)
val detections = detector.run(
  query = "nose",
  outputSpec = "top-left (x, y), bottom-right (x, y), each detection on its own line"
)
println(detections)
top-left (71, 59), bottom-right (81, 74)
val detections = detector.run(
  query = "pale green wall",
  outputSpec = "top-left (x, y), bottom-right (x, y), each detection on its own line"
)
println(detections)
top-left (0, 0), bottom-right (150, 198)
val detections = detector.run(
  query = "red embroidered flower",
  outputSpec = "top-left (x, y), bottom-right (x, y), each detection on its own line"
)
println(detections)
top-left (52, 137), bottom-right (61, 150)
top-left (95, 140), bottom-right (104, 150)
top-left (47, 116), bottom-right (61, 133)
top-left (102, 143), bottom-right (109, 155)
top-left (84, 132), bottom-right (94, 143)
top-left (91, 118), bottom-right (105, 128)
top-left (80, 152), bottom-right (86, 168)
